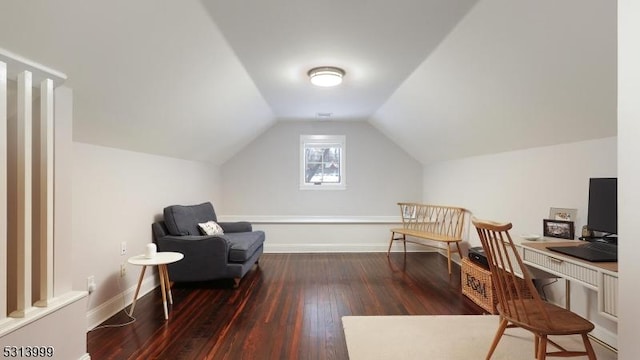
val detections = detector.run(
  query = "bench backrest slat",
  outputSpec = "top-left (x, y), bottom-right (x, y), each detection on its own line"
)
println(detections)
top-left (398, 203), bottom-right (466, 239)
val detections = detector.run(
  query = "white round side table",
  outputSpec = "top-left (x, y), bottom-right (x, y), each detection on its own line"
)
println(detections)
top-left (128, 251), bottom-right (184, 320)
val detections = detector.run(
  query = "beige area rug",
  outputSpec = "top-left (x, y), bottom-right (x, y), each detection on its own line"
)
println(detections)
top-left (342, 315), bottom-right (616, 360)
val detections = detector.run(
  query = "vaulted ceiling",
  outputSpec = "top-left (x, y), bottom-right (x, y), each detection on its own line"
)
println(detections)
top-left (0, 0), bottom-right (616, 165)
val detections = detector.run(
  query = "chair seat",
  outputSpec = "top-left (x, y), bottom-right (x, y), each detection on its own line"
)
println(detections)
top-left (500, 300), bottom-right (595, 336)
top-left (226, 231), bottom-right (265, 262)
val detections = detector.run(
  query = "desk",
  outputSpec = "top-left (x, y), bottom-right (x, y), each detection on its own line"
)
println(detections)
top-left (519, 239), bottom-right (618, 321)
top-left (128, 252), bottom-right (184, 320)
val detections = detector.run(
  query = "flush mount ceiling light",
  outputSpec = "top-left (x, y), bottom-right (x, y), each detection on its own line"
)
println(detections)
top-left (308, 66), bottom-right (345, 87)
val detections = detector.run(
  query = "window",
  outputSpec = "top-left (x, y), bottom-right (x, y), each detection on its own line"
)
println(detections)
top-left (300, 135), bottom-right (345, 190)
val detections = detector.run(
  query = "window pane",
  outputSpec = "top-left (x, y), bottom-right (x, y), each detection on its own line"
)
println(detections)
top-left (304, 145), bottom-right (341, 184)
top-left (305, 148), bottom-right (323, 162)
top-left (300, 135), bottom-right (345, 189)
top-left (322, 162), bottom-right (340, 183)
top-left (305, 163), bottom-right (323, 183)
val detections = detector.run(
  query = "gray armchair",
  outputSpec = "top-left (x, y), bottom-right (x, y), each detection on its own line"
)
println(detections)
top-left (151, 202), bottom-right (264, 288)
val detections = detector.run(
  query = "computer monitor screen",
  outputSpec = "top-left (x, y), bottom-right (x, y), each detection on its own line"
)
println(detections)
top-left (587, 178), bottom-right (617, 235)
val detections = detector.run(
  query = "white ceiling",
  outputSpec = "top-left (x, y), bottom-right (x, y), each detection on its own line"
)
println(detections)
top-left (372, 0), bottom-right (617, 164)
top-left (0, 0), bottom-right (617, 166)
top-left (202, 0), bottom-right (477, 121)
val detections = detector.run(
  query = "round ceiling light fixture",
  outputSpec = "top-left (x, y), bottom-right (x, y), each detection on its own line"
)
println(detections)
top-left (308, 66), bottom-right (345, 87)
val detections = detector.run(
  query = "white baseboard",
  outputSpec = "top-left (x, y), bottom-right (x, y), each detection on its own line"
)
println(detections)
top-left (86, 275), bottom-right (159, 330)
top-left (591, 324), bottom-right (618, 351)
top-left (78, 353), bottom-right (91, 360)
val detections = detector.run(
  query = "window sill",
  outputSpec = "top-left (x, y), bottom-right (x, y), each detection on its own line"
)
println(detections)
top-left (299, 184), bottom-right (346, 190)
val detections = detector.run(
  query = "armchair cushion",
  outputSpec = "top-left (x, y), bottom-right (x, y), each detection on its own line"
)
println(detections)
top-left (226, 231), bottom-right (265, 262)
top-left (164, 202), bottom-right (217, 236)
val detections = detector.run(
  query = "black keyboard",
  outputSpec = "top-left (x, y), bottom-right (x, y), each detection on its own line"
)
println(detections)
top-left (581, 241), bottom-right (618, 256)
top-left (547, 241), bottom-right (618, 262)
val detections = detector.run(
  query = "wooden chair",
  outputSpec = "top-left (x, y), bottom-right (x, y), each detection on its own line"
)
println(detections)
top-left (472, 218), bottom-right (596, 360)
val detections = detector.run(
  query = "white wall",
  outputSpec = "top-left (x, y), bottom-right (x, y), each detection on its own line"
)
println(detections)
top-left (247, 222), bottom-right (403, 253)
top-left (424, 137), bottom-right (616, 235)
top-left (219, 121), bottom-right (422, 252)
top-left (72, 143), bottom-right (220, 321)
top-left (617, 1), bottom-right (640, 358)
top-left (422, 137), bottom-right (617, 345)
top-left (221, 120), bottom-right (422, 216)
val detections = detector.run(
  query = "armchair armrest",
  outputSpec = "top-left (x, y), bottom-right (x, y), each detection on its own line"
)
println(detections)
top-left (156, 235), bottom-right (232, 282)
top-left (218, 221), bottom-right (253, 233)
top-left (161, 234), bottom-right (229, 242)
top-left (157, 235), bottom-right (230, 263)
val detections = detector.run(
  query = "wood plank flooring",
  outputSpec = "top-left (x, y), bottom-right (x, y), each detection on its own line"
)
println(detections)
top-left (87, 252), bottom-right (484, 359)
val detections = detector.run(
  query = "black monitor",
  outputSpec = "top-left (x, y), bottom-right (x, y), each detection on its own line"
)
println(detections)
top-left (587, 178), bottom-right (617, 236)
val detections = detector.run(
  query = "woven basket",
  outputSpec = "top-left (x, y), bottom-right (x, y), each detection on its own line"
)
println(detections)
top-left (461, 257), bottom-right (533, 315)
top-left (461, 257), bottom-right (497, 314)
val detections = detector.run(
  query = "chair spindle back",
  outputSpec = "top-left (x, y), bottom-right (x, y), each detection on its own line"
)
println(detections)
top-left (472, 219), bottom-right (553, 329)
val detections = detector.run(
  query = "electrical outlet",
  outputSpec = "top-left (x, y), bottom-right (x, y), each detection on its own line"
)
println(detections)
top-left (120, 241), bottom-right (127, 255)
top-left (120, 263), bottom-right (127, 277)
top-left (87, 276), bottom-right (96, 293)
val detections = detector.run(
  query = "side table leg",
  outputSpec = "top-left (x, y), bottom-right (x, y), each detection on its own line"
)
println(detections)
top-left (130, 266), bottom-right (147, 315)
top-left (161, 264), bottom-right (174, 305)
top-left (158, 265), bottom-right (169, 320)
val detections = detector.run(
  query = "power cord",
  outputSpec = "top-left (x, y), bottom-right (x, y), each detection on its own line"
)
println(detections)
top-left (87, 271), bottom-right (137, 332)
top-left (540, 278), bottom-right (558, 301)
top-left (89, 310), bottom-right (136, 331)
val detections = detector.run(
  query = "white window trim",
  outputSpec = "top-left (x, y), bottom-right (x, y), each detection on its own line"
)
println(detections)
top-left (300, 135), bottom-right (346, 190)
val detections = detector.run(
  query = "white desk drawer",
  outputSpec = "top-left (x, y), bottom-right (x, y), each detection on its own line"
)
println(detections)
top-left (523, 248), bottom-right (598, 288)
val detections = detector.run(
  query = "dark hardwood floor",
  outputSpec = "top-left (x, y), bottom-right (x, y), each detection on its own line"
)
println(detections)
top-left (87, 252), bottom-right (484, 359)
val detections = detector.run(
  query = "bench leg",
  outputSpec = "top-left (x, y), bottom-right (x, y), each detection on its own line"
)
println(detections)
top-left (387, 232), bottom-right (408, 257)
top-left (402, 234), bottom-right (407, 255)
top-left (387, 232), bottom-right (395, 256)
top-left (444, 242), bottom-right (463, 275)
top-left (455, 242), bottom-right (463, 260)
top-left (446, 244), bottom-right (453, 275)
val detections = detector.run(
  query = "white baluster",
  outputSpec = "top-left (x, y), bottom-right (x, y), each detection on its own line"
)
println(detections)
top-left (34, 79), bottom-right (54, 307)
top-left (9, 70), bottom-right (33, 318)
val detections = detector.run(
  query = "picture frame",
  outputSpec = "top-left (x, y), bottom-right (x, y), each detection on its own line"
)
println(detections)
top-left (548, 207), bottom-right (577, 222)
top-left (543, 219), bottom-right (575, 239)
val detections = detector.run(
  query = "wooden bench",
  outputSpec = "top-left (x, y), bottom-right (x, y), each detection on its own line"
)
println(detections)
top-left (387, 203), bottom-right (466, 274)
